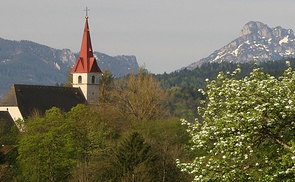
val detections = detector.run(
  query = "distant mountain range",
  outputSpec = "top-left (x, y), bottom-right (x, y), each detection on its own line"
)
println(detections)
top-left (0, 37), bottom-right (139, 98)
top-left (186, 21), bottom-right (295, 69)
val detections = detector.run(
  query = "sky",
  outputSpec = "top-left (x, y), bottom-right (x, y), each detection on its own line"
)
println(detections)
top-left (1, 0), bottom-right (295, 74)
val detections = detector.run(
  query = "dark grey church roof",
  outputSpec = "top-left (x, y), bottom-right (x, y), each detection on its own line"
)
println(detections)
top-left (0, 111), bottom-right (14, 135)
top-left (0, 84), bottom-right (86, 119)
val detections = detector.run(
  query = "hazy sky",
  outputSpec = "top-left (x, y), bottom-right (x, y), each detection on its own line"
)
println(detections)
top-left (1, 0), bottom-right (295, 73)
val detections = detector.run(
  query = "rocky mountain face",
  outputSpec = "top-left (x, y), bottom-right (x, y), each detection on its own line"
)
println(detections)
top-left (93, 53), bottom-right (139, 77)
top-left (0, 37), bottom-right (139, 98)
top-left (187, 21), bottom-right (295, 69)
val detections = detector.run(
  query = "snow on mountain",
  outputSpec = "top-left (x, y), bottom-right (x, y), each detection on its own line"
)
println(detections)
top-left (186, 21), bottom-right (295, 70)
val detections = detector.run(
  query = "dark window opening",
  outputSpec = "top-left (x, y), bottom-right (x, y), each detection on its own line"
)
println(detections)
top-left (78, 76), bottom-right (82, 83)
top-left (91, 76), bottom-right (95, 84)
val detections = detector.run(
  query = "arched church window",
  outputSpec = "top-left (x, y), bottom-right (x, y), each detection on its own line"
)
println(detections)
top-left (92, 76), bottom-right (95, 84)
top-left (78, 76), bottom-right (82, 83)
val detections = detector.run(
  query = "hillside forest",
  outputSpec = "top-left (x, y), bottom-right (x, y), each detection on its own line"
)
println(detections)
top-left (0, 58), bottom-right (295, 181)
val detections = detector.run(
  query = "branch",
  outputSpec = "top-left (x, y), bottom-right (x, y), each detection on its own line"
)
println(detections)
top-left (260, 127), bottom-right (292, 150)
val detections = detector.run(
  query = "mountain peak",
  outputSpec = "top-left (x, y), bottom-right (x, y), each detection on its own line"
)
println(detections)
top-left (239, 21), bottom-right (272, 38)
top-left (239, 21), bottom-right (294, 39)
top-left (186, 21), bottom-right (295, 70)
top-left (272, 26), bottom-right (294, 39)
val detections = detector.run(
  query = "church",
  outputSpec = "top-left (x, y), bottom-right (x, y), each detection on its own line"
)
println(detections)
top-left (0, 14), bottom-right (102, 125)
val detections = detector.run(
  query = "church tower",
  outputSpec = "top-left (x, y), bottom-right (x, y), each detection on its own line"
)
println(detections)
top-left (71, 14), bottom-right (102, 103)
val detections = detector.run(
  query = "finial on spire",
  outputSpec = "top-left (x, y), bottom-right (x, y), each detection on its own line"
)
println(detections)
top-left (84, 6), bottom-right (90, 19)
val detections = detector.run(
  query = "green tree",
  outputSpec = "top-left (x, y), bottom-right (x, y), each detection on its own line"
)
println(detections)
top-left (109, 132), bottom-right (157, 182)
top-left (17, 105), bottom-right (112, 182)
top-left (18, 107), bottom-right (76, 182)
top-left (166, 87), bottom-right (205, 120)
top-left (135, 118), bottom-right (192, 182)
top-left (177, 64), bottom-right (295, 181)
top-left (66, 104), bottom-right (113, 182)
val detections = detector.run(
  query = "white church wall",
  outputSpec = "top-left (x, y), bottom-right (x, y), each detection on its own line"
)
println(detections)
top-left (73, 73), bottom-right (88, 84)
top-left (73, 73), bottom-right (89, 100)
top-left (72, 72), bottom-right (101, 103)
top-left (87, 73), bottom-right (101, 84)
top-left (87, 84), bottom-right (100, 103)
top-left (73, 84), bottom-right (88, 99)
top-left (0, 106), bottom-right (23, 121)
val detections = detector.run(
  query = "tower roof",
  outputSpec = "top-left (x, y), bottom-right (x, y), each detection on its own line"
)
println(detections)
top-left (71, 18), bottom-right (102, 74)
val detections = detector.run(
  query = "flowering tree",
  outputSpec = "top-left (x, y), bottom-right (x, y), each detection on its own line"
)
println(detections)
top-left (177, 63), bottom-right (295, 181)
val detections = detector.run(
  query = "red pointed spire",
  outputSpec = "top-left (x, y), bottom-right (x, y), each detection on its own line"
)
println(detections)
top-left (71, 17), bottom-right (102, 73)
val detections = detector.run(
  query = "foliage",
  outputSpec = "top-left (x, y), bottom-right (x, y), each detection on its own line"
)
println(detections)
top-left (156, 61), bottom-right (251, 89)
top-left (177, 63), bottom-right (295, 181)
top-left (135, 118), bottom-right (193, 182)
top-left (156, 59), bottom-right (295, 90)
top-left (0, 119), bottom-right (20, 182)
top-left (0, 122), bottom-right (19, 147)
top-left (66, 104), bottom-right (111, 160)
top-left (66, 104), bottom-right (113, 182)
top-left (63, 69), bottom-right (73, 87)
top-left (17, 105), bottom-right (112, 182)
top-left (166, 87), bottom-right (205, 121)
top-left (157, 59), bottom-right (295, 120)
top-left (84, 108), bottom-right (192, 181)
top-left (107, 132), bottom-right (158, 182)
top-left (107, 69), bottom-right (168, 121)
top-left (17, 107), bottom-right (76, 181)
top-left (99, 69), bottom-right (114, 102)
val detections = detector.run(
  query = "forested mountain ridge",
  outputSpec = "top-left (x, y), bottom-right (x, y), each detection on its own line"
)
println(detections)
top-left (156, 58), bottom-right (295, 120)
top-left (158, 58), bottom-right (295, 90)
top-left (0, 37), bottom-right (139, 99)
top-left (186, 21), bottom-right (295, 69)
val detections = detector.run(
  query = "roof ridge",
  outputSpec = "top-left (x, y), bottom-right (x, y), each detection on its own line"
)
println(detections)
top-left (0, 84), bottom-right (18, 106)
top-left (13, 84), bottom-right (81, 89)
top-left (12, 84), bottom-right (19, 106)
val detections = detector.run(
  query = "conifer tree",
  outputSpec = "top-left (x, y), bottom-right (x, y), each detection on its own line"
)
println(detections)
top-left (110, 132), bottom-right (157, 181)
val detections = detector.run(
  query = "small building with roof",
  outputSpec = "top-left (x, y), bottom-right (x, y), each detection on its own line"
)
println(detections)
top-left (0, 14), bottom-right (102, 123)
